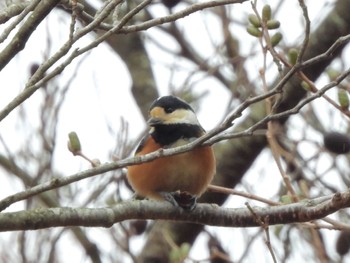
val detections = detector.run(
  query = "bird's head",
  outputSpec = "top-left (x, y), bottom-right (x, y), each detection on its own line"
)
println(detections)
top-left (147, 96), bottom-right (200, 127)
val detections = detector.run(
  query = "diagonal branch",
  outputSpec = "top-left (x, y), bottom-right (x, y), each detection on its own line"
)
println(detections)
top-left (0, 0), bottom-right (60, 70)
top-left (0, 2), bottom-right (31, 24)
top-left (72, 0), bottom-right (249, 32)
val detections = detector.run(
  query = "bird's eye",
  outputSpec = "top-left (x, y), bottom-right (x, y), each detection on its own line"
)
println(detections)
top-left (164, 107), bottom-right (174, 113)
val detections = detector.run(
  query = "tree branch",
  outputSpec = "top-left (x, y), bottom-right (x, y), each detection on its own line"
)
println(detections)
top-left (0, 2), bottom-right (30, 24)
top-left (0, 0), bottom-right (60, 70)
top-left (1, 190), bottom-right (349, 232)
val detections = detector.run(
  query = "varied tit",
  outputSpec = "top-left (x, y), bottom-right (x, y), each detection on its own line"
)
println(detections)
top-left (127, 95), bottom-right (216, 210)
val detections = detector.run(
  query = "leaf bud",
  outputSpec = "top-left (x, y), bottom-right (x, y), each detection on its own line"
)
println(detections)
top-left (280, 195), bottom-right (292, 204)
top-left (271, 32), bottom-right (283, 47)
top-left (68, 131), bottom-right (82, 155)
top-left (262, 4), bottom-right (272, 22)
top-left (327, 68), bottom-right (340, 81)
top-left (338, 89), bottom-right (350, 110)
top-left (288, 48), bottom-right (299, 65)
top-left (301, 81), bottom-right (311, 91)
top-left (266, 19), bottom-right (280, 29)
top-left (248, 14), bottom-right (261, 27)
top-left (247, 25), bottom-right (263, 37)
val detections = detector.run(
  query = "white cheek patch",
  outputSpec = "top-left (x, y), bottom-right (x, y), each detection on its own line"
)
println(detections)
top-left (166, 109), bottom-right (200, 125)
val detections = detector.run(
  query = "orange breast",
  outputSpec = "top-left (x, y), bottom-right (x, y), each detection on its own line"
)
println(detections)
top-left (127, 137), bottom-right (215, 200)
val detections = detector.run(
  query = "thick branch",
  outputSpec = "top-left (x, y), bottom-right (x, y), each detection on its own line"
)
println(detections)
top-left (0, 2), bottom-right (30, 24)
top-left (0, 190), bottom-right (349, 232)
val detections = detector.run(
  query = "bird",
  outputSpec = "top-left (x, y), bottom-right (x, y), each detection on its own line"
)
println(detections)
top-left (127, 95), bottom-right (216, 210)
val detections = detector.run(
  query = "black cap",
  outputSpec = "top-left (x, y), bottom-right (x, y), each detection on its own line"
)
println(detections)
top-left (149, 96), bottom-right (194, 113)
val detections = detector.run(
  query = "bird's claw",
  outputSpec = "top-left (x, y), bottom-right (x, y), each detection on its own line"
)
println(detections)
top-left (160, 191), bottom-right (197, 210)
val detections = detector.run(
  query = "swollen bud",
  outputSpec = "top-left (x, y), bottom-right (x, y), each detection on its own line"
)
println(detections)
top-left (327, 68), bottom-right (340, 81)
top-left (301, 81), bottom-right (311, 91)
top-left (262, 4), bottom-right (272, 22)
top-left (68, 131), bottom-right (82, 155)
top-left (338, 89), bottom-right (350, 110)
top-left (288, 48), bottom-right (299, 65)
top-left (247, 25), bottom-right (263, 37)
top-left (170, 243), bottom-right (191, 263)
top-left (323, 132), bottom-right (350, 154)
top-left (271, 32), bottom-right (283, 47)
top-left (280, 195), bottom-right (292, 204)
top-left (266, 20), bottom-right (280, 30)
top-left (248, 14), bottom-right (261, 27)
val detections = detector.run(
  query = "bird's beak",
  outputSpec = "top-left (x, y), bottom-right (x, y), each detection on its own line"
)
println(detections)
top-left (147, 117), bottom-right (163, 126)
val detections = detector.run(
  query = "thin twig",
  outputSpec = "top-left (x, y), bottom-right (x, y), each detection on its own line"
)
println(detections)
top-left (277, 50), bottom-right (350, 118)
top-left (207, 185), bottom-right (280, 206)
top-left (77, 0), bottom-right (249, 33)
top-left (266, 122), bottom-right (298, 202)
top-left (246, 202), bottom-right (277, 263)
top-left (209, 66), bottom-right (350, 144)
top-left (296, 0), bottom-right (311, 64)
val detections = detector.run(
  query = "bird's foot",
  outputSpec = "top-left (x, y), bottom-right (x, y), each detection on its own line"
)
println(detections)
top-left (173, 191), bottom-right (197, 210)
top-left (131, 193), bottom-right (144, 200)
top-left (160, 191), bottom-right (197, 210)
top-left (159, 191), bottom-right (179, 207)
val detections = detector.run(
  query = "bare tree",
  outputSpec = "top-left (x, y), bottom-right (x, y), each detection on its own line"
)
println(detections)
top-left (0, 0), bottom-right (350, 262)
